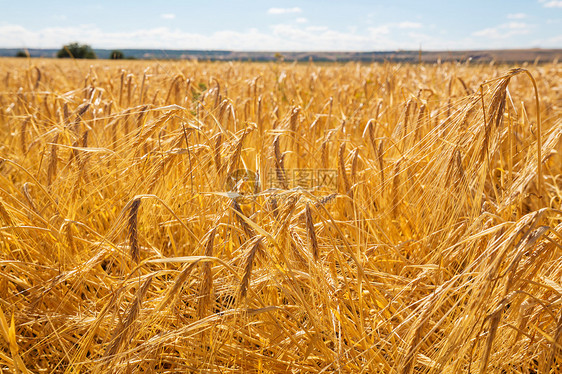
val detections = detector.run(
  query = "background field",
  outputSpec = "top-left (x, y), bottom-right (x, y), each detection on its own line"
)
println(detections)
top-left (0, 58), bottom-right (561, 373)
top-left (2, 48), bottom-right (561, 63)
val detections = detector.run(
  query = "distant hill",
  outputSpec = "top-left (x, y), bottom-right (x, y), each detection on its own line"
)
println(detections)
top-left (1, 48), bottom-right (560, 63)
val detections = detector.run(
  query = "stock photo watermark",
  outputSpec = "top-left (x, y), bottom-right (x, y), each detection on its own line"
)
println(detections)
top-left (225, 168), bottom-right (338, 196)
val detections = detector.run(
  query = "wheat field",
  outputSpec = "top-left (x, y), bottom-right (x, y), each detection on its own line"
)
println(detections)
top-left (0, 58), bottom-right (561, 373)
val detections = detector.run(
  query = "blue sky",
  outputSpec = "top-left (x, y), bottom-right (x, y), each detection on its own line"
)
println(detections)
top-left (0, 0), bottom-right (560, 51)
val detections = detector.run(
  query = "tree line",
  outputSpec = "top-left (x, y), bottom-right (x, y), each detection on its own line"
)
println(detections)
top-left (16, 43), bottom-right (127, 59)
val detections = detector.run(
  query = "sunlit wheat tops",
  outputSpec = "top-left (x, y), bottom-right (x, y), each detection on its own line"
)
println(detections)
top-left (0, 57), bottom-right (560, 373)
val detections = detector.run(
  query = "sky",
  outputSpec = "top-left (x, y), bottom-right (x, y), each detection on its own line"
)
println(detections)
top-left (0, 0), bottom-right (561, 51)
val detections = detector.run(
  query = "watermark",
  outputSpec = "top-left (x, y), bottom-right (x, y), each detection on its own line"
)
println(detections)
top-left (225, 169), bottom-right (260, 195)
top-left (266, 168), bottom-right (338, 191)
top-left (227, 168), bottom-right (338, 195)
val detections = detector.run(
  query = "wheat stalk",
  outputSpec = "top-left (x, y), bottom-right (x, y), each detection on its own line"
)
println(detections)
top-left (305, 203), bottom-right (319, 261)
top-left (197, 228), bottom-right (217, 318)
top-left (240, 237), bottom-right (263, 299)
top-left (128, 198), bottom-right (141, 264)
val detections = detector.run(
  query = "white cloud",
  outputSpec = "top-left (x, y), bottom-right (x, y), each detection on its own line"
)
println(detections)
top-left (507, 22), bottom-right (530, 29)
top-left (268, 23), bottom-right (395, 50)
top-left (161, 13), bottom-right (176, 19)
top-left (540, 0), bottom-right (562, 7)
top-left (296, 17), bottom-right (308, 23)
top-left (542, 34), bottom-right (562, 44)
top-left (305, 26), bottom-right (329, 32)
top-left (368, 26), bottom-right (390, 36)
top-left (507, 13), bottom-right (527, 19)
top-left (0, 21), bottom-right (553, 52)
top-left (267, 7), bottom-right (302, 15)
top-left (396, 21), bottom-right (422, 29)
top-left (473, 22), bottom-right (531, 39)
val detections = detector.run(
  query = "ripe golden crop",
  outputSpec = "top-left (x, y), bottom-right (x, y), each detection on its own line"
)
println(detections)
top-left (0, 58), bottom-right (561, 373)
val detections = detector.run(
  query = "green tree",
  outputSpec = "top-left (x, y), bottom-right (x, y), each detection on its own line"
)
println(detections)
top-left (15, 50), bottom-right (29, 58)
top-left (110, 50), bottom-right (124, 60)
top-left (56, 43), bottom-right (97, 59)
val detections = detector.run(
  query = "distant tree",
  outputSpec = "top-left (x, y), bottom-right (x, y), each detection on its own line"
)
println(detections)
top-left (15, 50), bottom-right (29, 58)
top-left (110, 50), bottom-right (124, 60)
top-left (56, 43), bottom-right (97, 59)
top-left (274, 52), bottom-right (285, 62)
